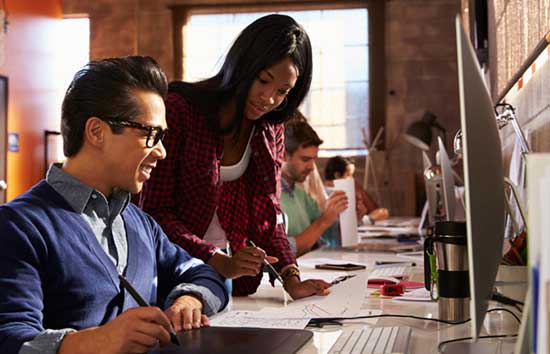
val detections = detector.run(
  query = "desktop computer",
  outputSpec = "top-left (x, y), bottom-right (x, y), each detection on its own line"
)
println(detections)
top-left (409, 15), bottom-right (522, 353)
top-left (438, 137), bottom-right (457, 222)
top-left (455, 13), bottom-right (506, 342)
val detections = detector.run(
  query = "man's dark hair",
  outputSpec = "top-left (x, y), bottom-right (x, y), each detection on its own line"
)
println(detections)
top-left (284, 119), bottom-right (323, 155)
top-left (169, 14), bottom-right (312, 135)
top-left (324, 155), bottom-right (352, 180)
top-left (61, 56), bottom-right (168, 157)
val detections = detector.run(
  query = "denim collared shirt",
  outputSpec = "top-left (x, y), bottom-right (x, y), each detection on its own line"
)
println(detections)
top-left (19, 164), bottom-right (221, 354)
top-left (47, 164), bottom-right (130, 273)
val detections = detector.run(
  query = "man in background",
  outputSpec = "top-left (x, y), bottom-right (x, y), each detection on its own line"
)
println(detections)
top-left (281, 119), bottom-right (348, 256)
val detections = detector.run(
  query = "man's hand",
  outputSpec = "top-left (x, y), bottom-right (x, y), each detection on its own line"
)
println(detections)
top-left (58, 307), bottom-right (172, 354)
top-left (320, 190), bottom-right (348, 226)
top-left (208, 246), bottom-right (278, 279)
top-left (164, 294), bottom-right (208, 331)
top-left (284, 278), bottom-right (331, 300)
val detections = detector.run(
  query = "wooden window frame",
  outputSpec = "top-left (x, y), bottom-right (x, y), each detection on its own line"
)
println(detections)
top-left (169, 0), bottom-right (384, 148)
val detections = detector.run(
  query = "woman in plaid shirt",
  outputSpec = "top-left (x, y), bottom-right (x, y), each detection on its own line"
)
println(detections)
top-left (141, 14), bottom-right (331, 298)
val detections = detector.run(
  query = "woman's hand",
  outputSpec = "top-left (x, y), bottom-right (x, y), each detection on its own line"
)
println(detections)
top-left (284, 278), bottom-right (331, 299)
top-left (208, 247), bottom-right (278, 279)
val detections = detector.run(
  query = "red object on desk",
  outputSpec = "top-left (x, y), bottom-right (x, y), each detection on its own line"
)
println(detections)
top-left (368, 278), bottom-right (400, 287)
top-left (368, 277), bottom-right (424, 293)
top-left (380, 283), bottom-right (404, 296)
top-left (398, 280), bottom-right (424, 289)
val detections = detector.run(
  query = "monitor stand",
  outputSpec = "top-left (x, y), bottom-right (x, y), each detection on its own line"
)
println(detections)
top-left (441, 287), bottom-right (529, 354)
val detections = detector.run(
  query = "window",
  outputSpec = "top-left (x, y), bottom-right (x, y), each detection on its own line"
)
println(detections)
top-left (183, 9), bottom-right (368, 152)
top-left (54, 18), bottom-right (90, 108)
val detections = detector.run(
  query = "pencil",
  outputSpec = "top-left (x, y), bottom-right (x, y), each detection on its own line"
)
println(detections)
top-left (118, 274), bottom-right (180, 346)
top-left (246, 240), bottom-right (284, 285)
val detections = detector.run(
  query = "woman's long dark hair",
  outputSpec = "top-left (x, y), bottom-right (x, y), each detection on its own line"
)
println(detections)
top-left (169, 14), bottom-right (313, 135)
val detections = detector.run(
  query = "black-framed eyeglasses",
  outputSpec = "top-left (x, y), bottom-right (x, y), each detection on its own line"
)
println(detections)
top-left (102, 118), bottom-right (168, 148)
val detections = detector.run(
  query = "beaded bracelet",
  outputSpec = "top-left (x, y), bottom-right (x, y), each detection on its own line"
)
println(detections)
top-left (281, 264), bottom-right (300, 283)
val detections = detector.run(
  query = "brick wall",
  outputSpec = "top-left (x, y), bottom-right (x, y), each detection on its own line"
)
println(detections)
top-left (384, 0), bottom-right (460, 215)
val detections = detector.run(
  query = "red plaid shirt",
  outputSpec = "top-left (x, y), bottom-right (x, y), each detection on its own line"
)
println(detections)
top-left (140, 91), bottom-right (297, 295)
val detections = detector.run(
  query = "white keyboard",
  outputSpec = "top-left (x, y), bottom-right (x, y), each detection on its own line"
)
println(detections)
top-left (368, 265), bottom-right (410, 278)
top-left (328, 326), bottom-right (411, 354)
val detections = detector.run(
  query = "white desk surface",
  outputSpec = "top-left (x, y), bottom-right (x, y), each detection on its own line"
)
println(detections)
top-left (228, 248), bottom-right (522, 354)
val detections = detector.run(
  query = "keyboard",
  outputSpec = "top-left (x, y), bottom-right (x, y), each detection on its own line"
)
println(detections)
top-left (369, 265), bottom-right (410, 278)
top-left (328, 326), bottom-right (411, 354)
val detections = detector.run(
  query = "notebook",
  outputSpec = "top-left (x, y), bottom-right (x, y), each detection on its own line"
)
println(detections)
top-left (148, 326), bottom-right (313, 354)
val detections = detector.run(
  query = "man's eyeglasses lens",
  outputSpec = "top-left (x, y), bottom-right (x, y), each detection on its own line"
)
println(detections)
top-left (147, 127), bottom-right (167, 148)
top-left (103, 119), bottom-right (167, 148)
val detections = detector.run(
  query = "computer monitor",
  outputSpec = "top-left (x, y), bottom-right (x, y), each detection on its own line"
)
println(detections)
top-left (438, 137), bottom-right (456, 222)
top-left (455, 14), bottom-right (506, 341)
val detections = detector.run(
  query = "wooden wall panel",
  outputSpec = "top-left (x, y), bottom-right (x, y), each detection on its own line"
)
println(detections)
top-left (1, 0), bottom-right (63, 200)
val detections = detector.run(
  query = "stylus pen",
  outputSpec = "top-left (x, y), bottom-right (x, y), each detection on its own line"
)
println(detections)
top-left (330, 274), bottom-right (356, 285)
top-left (375, 261), bottom-right (416, 267)
top-left (246, 240), bottom-right (284, 285)
top-left (118, 274), bottom-right (180, 346)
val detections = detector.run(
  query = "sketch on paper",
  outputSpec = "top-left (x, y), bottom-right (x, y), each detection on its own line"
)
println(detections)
top-left (210, 311), bottom-right (309, 330)
top-left (257, 271), bottom-right (366, 319)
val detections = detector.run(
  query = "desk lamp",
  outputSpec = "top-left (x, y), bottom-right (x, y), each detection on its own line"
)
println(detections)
top-left (403, 111), bottom-right (446, 151)
top-left (453, 103), bottom-right (530, 157)
top-left (452, 102), bottom-right (529, 234)
top-left (494, 103), bottom-right (530, 154)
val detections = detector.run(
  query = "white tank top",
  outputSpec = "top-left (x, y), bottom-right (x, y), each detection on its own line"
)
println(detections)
top-left (203, 128), bottom-right (255, 248)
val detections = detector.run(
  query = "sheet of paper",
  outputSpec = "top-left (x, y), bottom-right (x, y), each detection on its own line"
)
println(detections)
top-left (210, 311), bottom-right (310, 329)
top-left (358, 225), bottom-right (419, 235)
top-left (353, 238), bottom-right (422, 252)
top-left (359, 231), bottom-right (407, 239)
top-left (333, 178), bottom-right (358, 247)
top-left (254, 271), bottom-right (367, 319)
top-left (505, 132), bottom-right (528, 239)
top-left (374, 217), bottom-right (420, 228)
top-left (300, 271), bottom-right (350, 283)
top-left (260, 270), bottom-right (351, 286)
top-left (392, 288), bottom-right (433, 302)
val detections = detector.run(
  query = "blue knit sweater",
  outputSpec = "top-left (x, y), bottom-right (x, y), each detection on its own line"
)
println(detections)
top-left (0, 181), bottom-right (228, 353)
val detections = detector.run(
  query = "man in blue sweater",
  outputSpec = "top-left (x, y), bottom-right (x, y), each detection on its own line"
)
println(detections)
top-left (0, 56), bottom-right (229, 354)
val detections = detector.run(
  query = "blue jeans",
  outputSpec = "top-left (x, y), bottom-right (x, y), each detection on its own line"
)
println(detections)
top-left (223, 277), bottom-right (233, 296)
top-left (220, 245), bottom-right (233, 295)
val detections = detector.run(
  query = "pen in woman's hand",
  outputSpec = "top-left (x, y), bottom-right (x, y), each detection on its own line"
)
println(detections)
top-left (245, 240), bottom-right (284, 285)
top-left (118, 274), bottom-right (180, 346)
